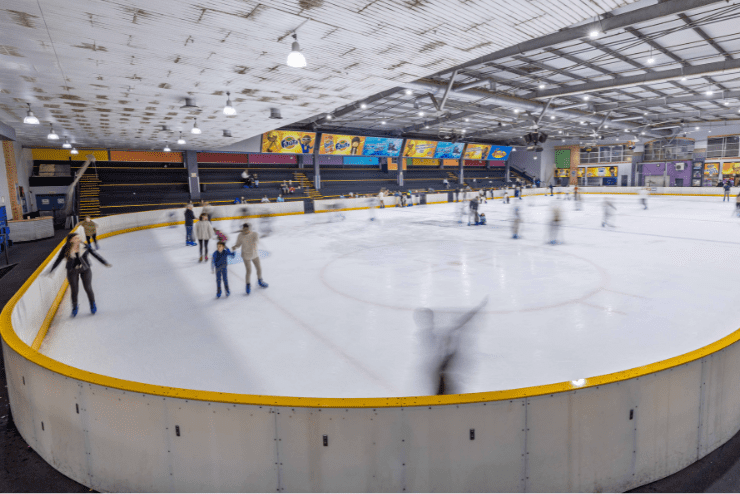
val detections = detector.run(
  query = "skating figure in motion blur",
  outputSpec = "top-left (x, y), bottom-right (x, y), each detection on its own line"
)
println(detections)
top-left (549, 203), bottom-right (562, 244)
top-left (602, 198), bottom-right (617, 227)
top-left (414, 299), bottom-right (486, 396)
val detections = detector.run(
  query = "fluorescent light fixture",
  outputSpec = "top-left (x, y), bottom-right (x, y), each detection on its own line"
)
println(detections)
top-left (47, 124), bottom-right (59, 140)
top-left (163, 143), bottom-right (171, 152)
top-left (191, 118), bottom-right (201, 134)
top-left (23, 103), bottom-right (39, 125)
top-left (70, 148), bottom-right (78, 155)
top-left (223, 91), bottom-right (236, 115)
top-left (177, 132), bottom-right (186, 145)
top-left (62, 138), bottom-right (71, 149)
top-left (286, 34), bottom-right (307, 68)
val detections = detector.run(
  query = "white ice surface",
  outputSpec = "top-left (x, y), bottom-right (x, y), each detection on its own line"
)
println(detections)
top-left (40, 195), bottom-right (740, 398)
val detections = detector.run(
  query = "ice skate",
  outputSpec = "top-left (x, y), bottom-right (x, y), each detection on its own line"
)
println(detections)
top-left (199, 256), bottom-right (203, 262)
top-left (246, 283), bottom-right (251, 295)
top-left (72, 305), bottom-right (78, 317)
top-left (258, 279), bottom-right (269, 288)
top-left (226, 289), bottom-right (230, 297)
top-left (217, 291), bottom-right (221, 299)
top-left (91, 303), bottom-right (97, 315)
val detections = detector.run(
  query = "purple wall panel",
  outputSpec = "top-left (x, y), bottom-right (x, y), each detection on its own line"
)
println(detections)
top-left (641, 162), bottom-right (665, 176)
top-left (667, 161), bottom-right (691, 186)
top-left (248, 154), bottom-right (297, 165)
top-left (319, 155), bottom-right (343, 165)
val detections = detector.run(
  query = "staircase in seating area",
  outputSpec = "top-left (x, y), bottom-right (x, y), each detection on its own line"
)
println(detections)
top-left (448, 171), bottom-right (467, 187)
top-left (294, 171), bottom-right (322, 199)
top-left (78, 173), bottom-right (101, 218)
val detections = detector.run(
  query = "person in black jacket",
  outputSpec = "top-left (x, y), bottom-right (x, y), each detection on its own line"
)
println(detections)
top-left (49, 232), bottom-right (111, 316)
top-left (184, 203), bottom-right (196, 246)
top-left (724, 181), bottom-right (731, 201)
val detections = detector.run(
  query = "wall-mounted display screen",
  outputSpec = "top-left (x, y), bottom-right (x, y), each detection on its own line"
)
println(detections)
top-left (587, 166), bottom-right (619, 177)
top-left (362, 137), bottom-right (403, 157)
top-left (403, 140), bottom-right (438, 158)
top-left (433, 142), bottom-right (465, 159)
top-left (488, 146), bottom-right (513, 160)
top-left (261, 131), bottom-right (316, 154)
top-left (463, 144), bottom-right (491, 160)
top-left (320, 134), bottom-right (365, 155)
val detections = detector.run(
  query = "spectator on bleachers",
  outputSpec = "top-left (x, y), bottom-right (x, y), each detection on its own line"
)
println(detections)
top-left (443, 178), bottom-right (449, 189)
top-left (281, 181), bottom-right (289, 195)
top-left (276, 194), bottom-right (284, 203)
top-left (288, 186), bottom-right (295, 194)
top-left (242, 169), bottom-right (251, 188)
top-left (261, 195), bottom-right (270, 203)
top-left (234, 197), bottom-right (241, 204)
top-left (253, 174), bottom-right (259, 188)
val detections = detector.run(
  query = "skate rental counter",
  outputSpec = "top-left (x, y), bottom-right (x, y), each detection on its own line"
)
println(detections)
top-left (3, 190), bottom-right (740, 492)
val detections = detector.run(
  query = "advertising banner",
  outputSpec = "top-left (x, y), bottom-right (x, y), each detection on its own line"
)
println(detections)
top-left (362, 137), bottom-right (403, 157)
top-left (488, 146), bottom-right (513, 160)
top-left (555, 168), bottom-right (570, 177)
top-left (463, 144), bottom-right (490, 160)
top-left (721, 162), bottom-right (740, 176)
top-left (433, 142), bottom-right (465, 159)
top-left (320, 134), bottom-right (365, 155)
top-left (261, 131), bottom-right (316, 154)
top-left (692, 161), bottom-right (704, 187)
top-left (578, 168), bottom-right (585, 178)
top-left (587, 166), bottom-right (619, 177)
top-left (403, 140), bottom-right (438, 158)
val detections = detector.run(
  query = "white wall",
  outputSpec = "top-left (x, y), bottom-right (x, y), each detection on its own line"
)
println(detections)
top-left (0, 142), bottom-right (11, 219)
top-left (213, 134), bottom-right (262, 153)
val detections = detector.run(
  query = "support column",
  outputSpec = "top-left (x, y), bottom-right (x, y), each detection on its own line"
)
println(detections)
top-left (184, 150), bottom-right (200, 202)
top-left (2, 141), bottom-right (22, 220)
top-left (505, 160), bottom-right (510, 183)
top-left (313, 144), bottom-right (321, 190)
top-left (397, 158), bottom-right (404, 187)
top-left (458, 156), bottom-right (464, 185)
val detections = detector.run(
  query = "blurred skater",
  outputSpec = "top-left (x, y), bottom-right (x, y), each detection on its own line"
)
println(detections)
top-left (479, 213), bottom-right (487, 225)
top-left (724, 181), bottom-right (731, 201)
top-left (49, 232), bottom-right (111, 316)
top-left (512, 204), bottom-right (521, 239)
top-left (549, 203), bottom-right (562, 244)
top-left (260, 207), bottom-right (274, 236)
top-left (232, 223), bottom-right (268, 294)
top-left (735, 192), bottom-right (740, 216)
top-left (195, 213), bottom-right (215, 263)
top-left (201, 201), bottom-right (213, 221)
top-left (639, 187), bottom-right (649, 210)
top-left (468, 196), bottom-right (479, 225)
top-left (602, 198), bottom-right (617, 228)
top-left (80, 215), bottom-right (99, 249)
top-left (184, 203), bottom-right (196, 246)
top-left (211, 241), bottom-right (235, 298)
top-left (574, 185), bottom-right (582, 210)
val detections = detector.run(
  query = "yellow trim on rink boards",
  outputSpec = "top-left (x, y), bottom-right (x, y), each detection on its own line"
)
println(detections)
top-left (3, 197), bottom-right (740, 408)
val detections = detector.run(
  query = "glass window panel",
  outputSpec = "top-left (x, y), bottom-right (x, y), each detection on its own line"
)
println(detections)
top-left (599, 147), bottom-right (611, 162)
top-left (726, 136), bottom-right (739, 157)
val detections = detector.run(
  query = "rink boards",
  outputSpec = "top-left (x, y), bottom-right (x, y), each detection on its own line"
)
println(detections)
top-left (3, 187), bottom-right (740, 492)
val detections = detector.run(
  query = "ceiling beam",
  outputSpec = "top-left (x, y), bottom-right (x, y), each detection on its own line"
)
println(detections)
top-left (593, 88), bottom-right (740, 111)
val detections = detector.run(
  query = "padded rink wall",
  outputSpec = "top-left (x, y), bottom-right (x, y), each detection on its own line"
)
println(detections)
top-left (3, 189), bottom-right (740, 492)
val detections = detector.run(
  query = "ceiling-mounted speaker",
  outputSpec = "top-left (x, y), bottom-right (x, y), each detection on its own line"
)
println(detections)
top-left (269, 108), bottom-right (282, 119)
top-left (538, 132), bottom-right (548, 143)
top-left (223, 129), bottom-right (232, 137)
top-left (180, 98), bottom-right (200, 110)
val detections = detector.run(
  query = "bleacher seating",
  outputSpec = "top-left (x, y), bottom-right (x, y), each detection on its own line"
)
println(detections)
top-left (198, 164), bottom-right (310, 204)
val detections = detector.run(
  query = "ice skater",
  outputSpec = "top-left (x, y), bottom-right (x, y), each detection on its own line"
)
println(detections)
top-left (195, 213), bottom-right (215, 262)
top-left (184, 203), bottom-right (196, 246)
top-left (574, 185), bottom-right (582, 210)
top-left (735, 192), bottom-right (740, 216)
top-left (639, 187), bottom-right (649, 210)
top-left (602, 198), bottom-right (617, 227)
top-left (724, 181), bottom-right (731, 201)
top-left (468, 196), bottom-right (479, 225)
top-left (549, 203), bottom-right (562, 244)
top-left (512, 204), bottom-right (521, 239)
top-left (49, 232), bottom-right (112, 316)
top-left (80, 215), bottom-right (99, 249)
top-left (479, 213), bottom-right (487, 225)
top-left (211, 241), bottom-right (235, 298)
top-left (232, 223), bottom-right (268, 294)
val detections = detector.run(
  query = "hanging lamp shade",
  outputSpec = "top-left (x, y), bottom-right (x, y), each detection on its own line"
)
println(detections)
top-left (286, 35), bottom-right (307, 68)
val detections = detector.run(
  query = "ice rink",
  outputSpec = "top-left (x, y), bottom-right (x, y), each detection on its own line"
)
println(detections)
top-left (40, 193), bottom-right (740, 398)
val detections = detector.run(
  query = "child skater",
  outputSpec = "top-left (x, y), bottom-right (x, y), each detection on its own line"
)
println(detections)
top-left (184, 203), bottom-right (196, 246)
top-left (232, 223), bottom-right (268, 294)
top-left (211, 241), bottom-right (235, 298)
top-left (49, 232), bottom-right (112, 316)
top-left (80, 216), bottom-right (99, 249)
top-left (195, 213), bottom-right (215, 263)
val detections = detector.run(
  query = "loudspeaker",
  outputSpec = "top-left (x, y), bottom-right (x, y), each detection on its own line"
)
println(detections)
top-left (538, 132), bottom-right (548, 143)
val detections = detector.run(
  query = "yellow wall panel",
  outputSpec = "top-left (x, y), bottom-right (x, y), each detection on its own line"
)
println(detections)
top-left (32, 149), bottom-right (108, 161)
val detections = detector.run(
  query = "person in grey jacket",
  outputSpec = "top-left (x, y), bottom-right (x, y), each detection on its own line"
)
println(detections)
top-left (232, 223), bottom-right (268, 294)
top-left (195, 213), bottom-right (215, 262)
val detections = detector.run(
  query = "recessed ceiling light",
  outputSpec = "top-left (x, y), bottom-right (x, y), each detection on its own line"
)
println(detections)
top-left (706, 90), bottom-right (714, 96)
top-left (724, 101), bottom-right (729, 106)
top-left (583, 95), bottom-right (590, 101)
top-left (695, 126), bottom-right (700, 130)
top-left (538, 83), bottom-right (545, 89)
top-left (589, 30), bottom-right (600, 39)
top-left (550, 115), bottom-right (555, 120)
top-left (360, 103), bottom-right (367, 109)
top-left (604, 125), bottom-right (609, 129)
top-left (558, 130), bottom-right (562, 134)
top-left (381, 120), bottom-right (386, 125)
top-left (405, 89), bottom-right (413, 95)
top-left (424, 125), bottom-right (429, 129)
top-left (418, 111), bottom-right (425, 117)
top-left (464, 118), bottom-right (469, 122)
top-left (326, 114), bottom-right (333, 120)
top-left (514, 109), bottom-right (520, 113)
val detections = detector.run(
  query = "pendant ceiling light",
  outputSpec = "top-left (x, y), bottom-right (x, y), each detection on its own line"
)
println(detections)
top-left (286, 33), bottom-right (307, 68)
top-left (24, 103), bottom-right (39, 125)
top-left (70, 147), bottom-right (78, 155)
top-left (62, 137), bottom-right (71, 149)
top-left (191, 118), bottom-right (201, 134)
top-left (177, 132), bottom-right (186, 145)
top-left (223, 92), bottom-right (236, 116)
top-left (163, 142), bottom-right (171, 152)
top-left (47, 124), bottom-right (59, 140)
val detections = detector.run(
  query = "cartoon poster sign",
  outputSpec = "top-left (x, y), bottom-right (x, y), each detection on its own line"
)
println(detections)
top-left (463, 144), bottom-right (491, 160)
top-left (721, 162), bottom-right (740, 176)
top-left (488, 146), bottom-right (513, 160)
top-left (577, 168), bottom-right (585, 178)
top-left (362, 137), bottom-right (403, 157)
top-left (261, 131), bottom-right (316, 154)
top-left (403, 140), bottom-right (438, 158)
top-left (433, 141), bottom-right (465, 159)
top-left (587, 166), bottom-right (619, 177)
top-left (319, 134), bottom-right (366, 155)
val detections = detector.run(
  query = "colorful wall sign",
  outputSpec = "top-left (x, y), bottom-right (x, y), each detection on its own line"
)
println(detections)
top-left (587, 166), bottom-right (620, 177)
top-left (555, 168), bottom-right (570, 177)
top-left (463, 144), bottom-right (490, 160)
top-left (555, 149), bottom-right (571, 168)
top-left (433, 142), bottom-right (465, 159)
top-left (578, 168), bottom-right (585, 178)
top-left (110, 150), bottom-right (183, 163)
top-left (261, 131), bottom-right (316, 154)
top-left (32, 149), bottom-right (108, 162)
top-left (721, 162), bottom-right (740, 175)
top-left (403, 140), bottom-right (438, 158)
top-left (320, 134), bottom-right (365, 155)
top-left (487, 146), bottom-right (512, 160)
top-left (362, 137), bottom-right (403, 157)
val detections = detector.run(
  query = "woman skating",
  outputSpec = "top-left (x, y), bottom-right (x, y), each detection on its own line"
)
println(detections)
top-left (195, 213), bottom-right (215, 262)
top-left (49, 232), bottom-right (112, 316)
top-left (232, 223), bottom-right (268, 294)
